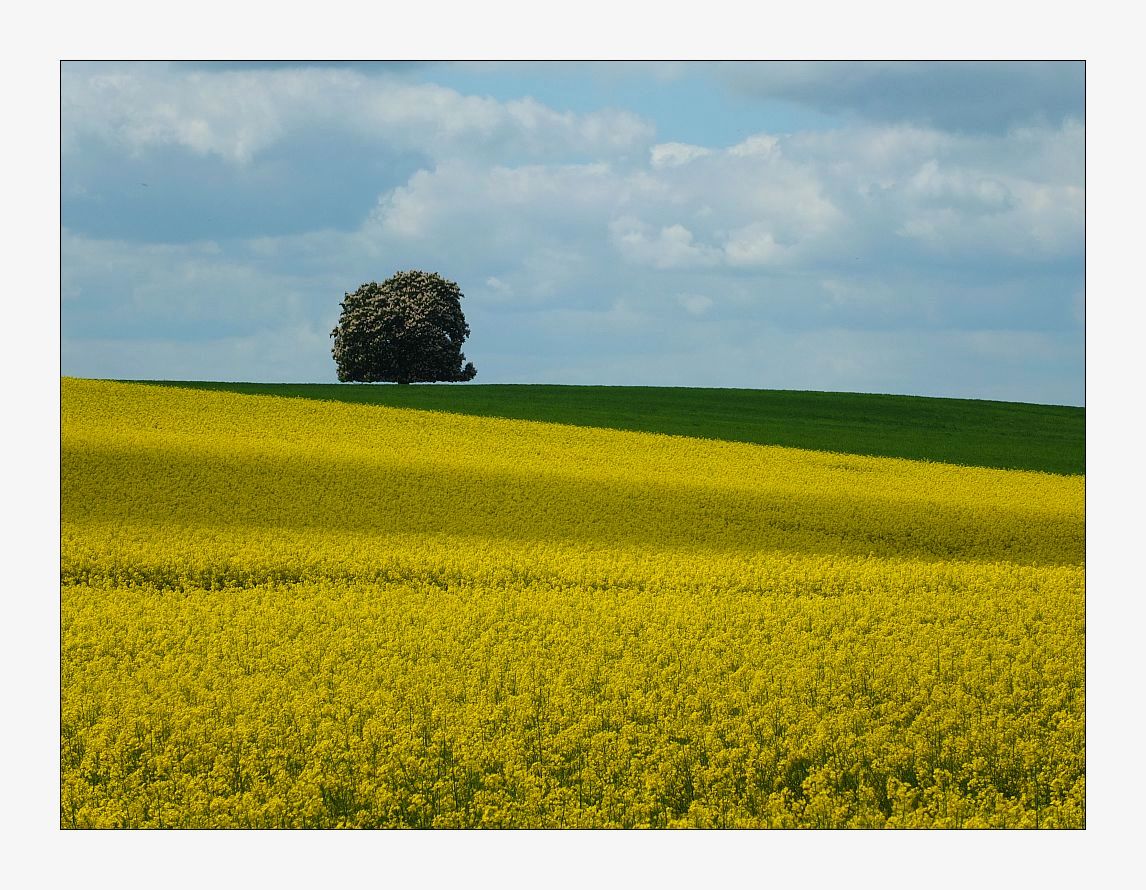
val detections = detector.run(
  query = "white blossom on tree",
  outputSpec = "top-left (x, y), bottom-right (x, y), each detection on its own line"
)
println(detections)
top-left (331, 271), bottom-right (477, 383)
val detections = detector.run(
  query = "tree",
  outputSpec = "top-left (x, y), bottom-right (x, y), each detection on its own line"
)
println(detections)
top-left (331, 271), bottom-right (477, 383)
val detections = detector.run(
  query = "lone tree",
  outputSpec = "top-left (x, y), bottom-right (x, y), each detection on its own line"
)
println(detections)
top-left (331, 271), bottom-right (477, 383)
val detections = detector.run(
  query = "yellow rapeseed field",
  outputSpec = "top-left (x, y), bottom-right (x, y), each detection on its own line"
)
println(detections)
top-left (61, 378), bottom-right (1084, 828)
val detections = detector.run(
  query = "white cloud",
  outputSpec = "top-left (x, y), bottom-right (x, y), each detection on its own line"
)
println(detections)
top-left (650, 142), bottom-right (712, 168)
top-left (609, 218), bottom-right (723, 269)
top-left (485, 276), bottom-right (511, 294)
top-left (722, 224), bottom-right (790, 267)
top-left (896, 178), bottom-right (1083, 259)
top-left (370, 161), bottom-right (620, 241)
top-left (63, 68), bottom-right (293, 164)
top-left (728, 134), bottom-right (780, 158)
top-left (62, 66), bottom-right (655, 165)
top-left (906, 160), bottom-right (1013, 211)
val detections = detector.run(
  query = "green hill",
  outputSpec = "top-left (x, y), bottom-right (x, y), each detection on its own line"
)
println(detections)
top-left (122, 381), bottom-right (1084, 476)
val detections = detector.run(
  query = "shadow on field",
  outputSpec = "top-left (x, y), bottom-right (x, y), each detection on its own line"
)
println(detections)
top-left (127, 381), bottom-right (1086, 476)
top-left (64, 440), bottom-right (1084, 567)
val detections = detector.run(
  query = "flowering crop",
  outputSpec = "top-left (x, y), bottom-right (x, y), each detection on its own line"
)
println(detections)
top-left (61, 379), bottom-right (1084, 828)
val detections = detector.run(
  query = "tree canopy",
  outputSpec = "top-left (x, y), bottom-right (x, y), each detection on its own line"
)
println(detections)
top-left (331, 271), bottom-right (477, 383)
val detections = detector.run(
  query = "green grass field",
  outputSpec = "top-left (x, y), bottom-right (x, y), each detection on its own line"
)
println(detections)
top-left (125, 381), bottom-right (1084, 475)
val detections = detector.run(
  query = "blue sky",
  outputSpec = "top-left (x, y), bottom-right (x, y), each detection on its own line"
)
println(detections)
top-left (61, 61), bottom-right (1084, 404)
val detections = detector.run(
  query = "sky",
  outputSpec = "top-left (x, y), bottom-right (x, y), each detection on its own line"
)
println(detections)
top-left (60, 61), bottom-right (1085, 405)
